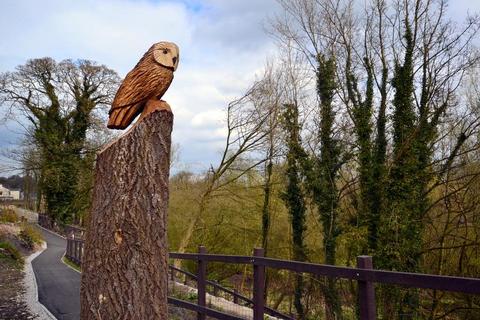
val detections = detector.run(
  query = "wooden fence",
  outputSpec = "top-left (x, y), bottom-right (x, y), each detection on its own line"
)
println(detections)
top-left (40, 217), bottom-right (480, 320)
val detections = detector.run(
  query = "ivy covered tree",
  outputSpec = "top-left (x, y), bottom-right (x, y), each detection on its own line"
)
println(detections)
top-left (314, 54), bottom-right (343, 320)
top-left (273, 0), bottom-right (479, 318)
top-left (281, 102), bottom-right (307, 318)
top-left (296, 54), bottom-right (345, 320)
top-left (0, 58), bottom-right (120, 223)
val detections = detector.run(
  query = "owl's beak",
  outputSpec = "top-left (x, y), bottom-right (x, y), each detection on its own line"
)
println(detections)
top-left (172, 57), bottom-right (177, 65)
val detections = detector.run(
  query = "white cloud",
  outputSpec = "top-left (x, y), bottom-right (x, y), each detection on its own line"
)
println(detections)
top-left (191, 110), bottom-right (224, 128)
top-left (0, 0), bottom-right (280, 172)
top-left (2, 0), bottom-right (476, 174)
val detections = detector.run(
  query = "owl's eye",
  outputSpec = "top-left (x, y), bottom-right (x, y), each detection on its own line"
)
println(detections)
top-left (163, 50), bottom-right (168, 54)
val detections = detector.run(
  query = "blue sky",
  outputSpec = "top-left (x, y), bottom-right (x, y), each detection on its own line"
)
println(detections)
top-left (0, 0), bottom-right (479, 175)
top-left (0, 0), bottom-right (280, 174)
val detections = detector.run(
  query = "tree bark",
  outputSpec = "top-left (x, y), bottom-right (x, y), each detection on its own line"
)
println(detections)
top-left (80, 109), bottom-right (172, 320)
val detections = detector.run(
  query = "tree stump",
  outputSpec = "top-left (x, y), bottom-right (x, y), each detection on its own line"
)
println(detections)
top-left (80, 109), bottom-right (172, 320)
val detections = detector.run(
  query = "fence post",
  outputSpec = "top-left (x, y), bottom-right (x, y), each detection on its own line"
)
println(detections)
top-left (357, 255), bottom-right (376, 320)
top-left (253, 248), bottom-right (265, 320)
top-left (70, 238), bottom-right (73, 260)
top-left (197, 245), bottom-right (207, 320)
top-left (80, 241), bottom-right (83, 265)
top-left (233, 289), bottom-right (239, 304)
top-left (75, 240), bottom-right (79, 264)
top-left (77, 241), bottom-right (81, 265)
top-left (72, 240), bottom-right (78, 263)
top-left (66, 238), bottom-right (70, 259)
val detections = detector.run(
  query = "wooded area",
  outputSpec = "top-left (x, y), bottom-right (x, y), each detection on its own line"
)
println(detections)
top-left (1, 0), bottom-right (480, 319)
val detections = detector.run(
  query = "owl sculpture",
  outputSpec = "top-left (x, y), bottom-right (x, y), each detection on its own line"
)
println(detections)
top-left (107, 42), bottom-right (179, 129)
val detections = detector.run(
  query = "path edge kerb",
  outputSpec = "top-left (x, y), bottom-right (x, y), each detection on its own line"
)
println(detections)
top-left (24, 239), bottom-right (58, 320)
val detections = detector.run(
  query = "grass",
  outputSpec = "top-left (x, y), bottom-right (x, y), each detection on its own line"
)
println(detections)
top-left (19, 223), bottom-right (43, 249)
top-left (62, 256), bottom-right (81, 272)
top-left (170, 290), bottom-right (198, 302)
top-left (0, 241), bottom-right (24, 266)
top-left (0, 208), bottom-right (19, 223)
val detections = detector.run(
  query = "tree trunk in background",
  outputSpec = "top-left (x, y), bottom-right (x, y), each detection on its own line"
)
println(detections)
top-left (282, 103), bottom-right (307, 319)
top-left (80, 110), bottom-right (172, 320)
top-left (316, 55), bottom-right (343, 320)
top-left (261, 158), bottom-right (273, 254)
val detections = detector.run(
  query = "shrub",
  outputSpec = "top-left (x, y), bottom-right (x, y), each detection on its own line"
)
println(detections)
top-left (171, 290), bottom-right (198, 302)
top-left (0, 208), bottom-right (18, 223)
top-left (0, 241), bottom-right (23, 265)
top-left (19, 224), bottom-right (43, 249)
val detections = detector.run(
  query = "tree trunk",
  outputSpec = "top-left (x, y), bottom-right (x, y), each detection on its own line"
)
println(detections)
top-left (80, 110), bottom-right (173, 320)
top-left (261, 158), bottom-right (273, 254)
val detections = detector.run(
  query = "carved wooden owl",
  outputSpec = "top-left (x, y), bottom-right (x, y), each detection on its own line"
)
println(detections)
top-left (107, 42), bottom-right (179, 129)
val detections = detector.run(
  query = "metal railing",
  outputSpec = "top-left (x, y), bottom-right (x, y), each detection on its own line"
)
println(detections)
top-left (170, 247), bottom-right (480, 320)
top-left (63, 239), bottom-right (292, 319)
top-left (169, 263), bottom-right (294, 320)
top-left (38, 213), bottom-right (85, 239)
top-left (41, 216), bottom-right (480, 320)
top-left (66, 237), bottom-right (84, 266)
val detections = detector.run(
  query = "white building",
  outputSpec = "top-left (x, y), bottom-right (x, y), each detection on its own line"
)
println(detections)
top-left (0, 184), bottom-right (20, 200)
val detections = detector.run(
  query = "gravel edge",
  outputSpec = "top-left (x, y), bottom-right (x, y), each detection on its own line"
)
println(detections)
top-left (23, 242), bottom-right (57, 320)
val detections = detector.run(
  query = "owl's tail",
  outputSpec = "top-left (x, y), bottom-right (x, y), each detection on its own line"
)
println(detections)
top-left (107, 104), bottom-right (142, 130)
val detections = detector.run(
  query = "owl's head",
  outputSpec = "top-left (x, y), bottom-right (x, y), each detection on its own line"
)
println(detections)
top-left (152, 42), bottom-right (179, 71)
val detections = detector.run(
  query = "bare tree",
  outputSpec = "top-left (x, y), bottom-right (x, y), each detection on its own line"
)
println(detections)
top-left (270, 0), bottom-right (480, 318)
top-left (175, 80), bottom-right (277, 258)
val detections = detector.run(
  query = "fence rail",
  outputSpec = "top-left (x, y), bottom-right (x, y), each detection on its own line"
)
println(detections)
top-left (171, 249), bottom-right (480, 320)
top-left (171, 253), bottom-right (480, 294)
top-left (168, 297), bottom-right (244, 320)
top-left (38, 213), bottom-right (85, 239)
top-left (39, 217), bottom-right (480, 320)
top-left (169, 264), bottom-right (294, 320)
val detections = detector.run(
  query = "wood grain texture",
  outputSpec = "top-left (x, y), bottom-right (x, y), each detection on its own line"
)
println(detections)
top-left (107, 43), bottom-right (175, 130)
top-left (81, 110), bottom-right (173, 320)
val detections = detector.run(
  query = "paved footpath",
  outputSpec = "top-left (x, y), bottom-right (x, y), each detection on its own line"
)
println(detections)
top-left (32, 227), bottom-right (81, 320)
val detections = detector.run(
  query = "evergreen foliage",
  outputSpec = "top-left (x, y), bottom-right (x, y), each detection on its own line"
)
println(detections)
top-left (0, 58), bottom-right (120, 223)
top-left (298, 54), bottom-right (344, 319)
top-left (281, 103), bottom-right (307, 318)
top-left (315, 54), bottom-right (343, 320)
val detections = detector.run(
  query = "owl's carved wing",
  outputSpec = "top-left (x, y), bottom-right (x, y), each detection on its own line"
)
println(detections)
top-left (107, 57), bottom-right (173, 129)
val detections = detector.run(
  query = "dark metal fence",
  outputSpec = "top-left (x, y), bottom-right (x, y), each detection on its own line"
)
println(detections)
top-left (66, 237), bottom-right (84, 266)
top-left (38, 213), bottom-right (85, 265)
top-left (38, 214), bottom-right (54, 230)
top-left (38, 213), bottom-right (85, 239)
top-left (51, 221), bottom-right (480, 320)
top-left (169, 258), bottom-right (293, 320)
top-left (170, 247), bottom-right (480, 320)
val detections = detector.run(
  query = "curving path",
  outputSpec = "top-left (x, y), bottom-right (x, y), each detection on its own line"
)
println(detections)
top-left (32, 227), bottom-right (81, 320)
